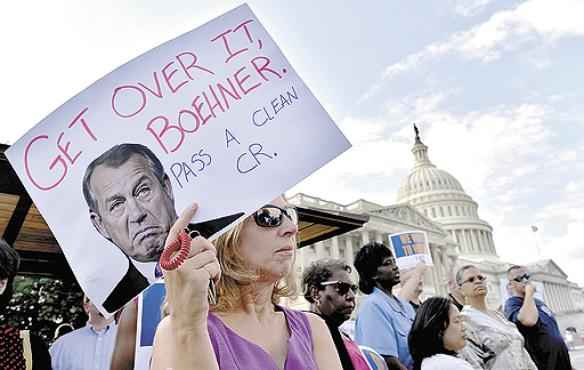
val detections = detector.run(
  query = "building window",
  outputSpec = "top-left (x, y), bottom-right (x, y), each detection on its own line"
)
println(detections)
top-left (455, 206), bottom-right (460, 216)
top-left (448, 206), bottom-right (452, 216)
top-left (439, 206), bottom-right (444, 217)
top-left (432, 208), bottom-right (436, 218)
top-left (424, 209), bottom-right (428, 216)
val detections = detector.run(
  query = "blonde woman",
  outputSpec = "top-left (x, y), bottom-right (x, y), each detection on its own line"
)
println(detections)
top-left (151, 196), bottom-right (342, 370)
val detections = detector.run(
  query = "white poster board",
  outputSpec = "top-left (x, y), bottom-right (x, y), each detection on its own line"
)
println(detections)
top-left (5, 4), bottom-right (350, 315)
top-left (388, 231), bottom-right (433, 270)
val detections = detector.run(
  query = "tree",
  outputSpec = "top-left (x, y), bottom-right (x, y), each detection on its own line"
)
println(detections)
top-left (0, 275), bottom-right (87, 345)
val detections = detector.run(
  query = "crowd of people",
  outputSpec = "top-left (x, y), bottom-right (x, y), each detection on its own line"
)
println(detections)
top-left (0, 195), bottom-right (577, 370)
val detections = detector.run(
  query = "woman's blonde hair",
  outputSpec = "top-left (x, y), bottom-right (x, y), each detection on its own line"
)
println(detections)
top-left (161, 209), bottom-right (299, 316)
top-left (211, 217), bottom-right (298, 312)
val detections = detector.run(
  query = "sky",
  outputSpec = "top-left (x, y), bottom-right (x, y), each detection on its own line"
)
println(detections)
top-left (1, 0), bottom-right (583, 285)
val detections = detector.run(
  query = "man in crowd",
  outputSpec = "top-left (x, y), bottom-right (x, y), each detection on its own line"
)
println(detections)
top-left (50, 295), bottom-right (118, 370)
top-left (504, 265), bottom-right (573, 370)
top-left (82, 143), bottom-right (178, 313)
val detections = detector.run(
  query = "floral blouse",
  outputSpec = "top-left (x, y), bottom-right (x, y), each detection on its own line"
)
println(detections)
top-left (458, 306), bottom-right (536, 370)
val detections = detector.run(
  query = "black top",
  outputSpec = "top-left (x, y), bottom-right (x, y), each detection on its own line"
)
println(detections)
top-left (504, 296), bottom-right (572, 370)
top-left (310, 312), bottom-right (355, 370)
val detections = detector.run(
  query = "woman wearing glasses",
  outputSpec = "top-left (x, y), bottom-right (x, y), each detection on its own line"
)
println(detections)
top-left (151, 196), bottom-right (343, 370)
top-left (456, 265), bottom-right (536, 370)
top-left (302, 259), bottom-right (370, 370)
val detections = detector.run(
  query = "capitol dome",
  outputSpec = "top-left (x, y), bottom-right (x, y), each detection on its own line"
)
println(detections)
top-left (397, 125), bottom-right (498, 259)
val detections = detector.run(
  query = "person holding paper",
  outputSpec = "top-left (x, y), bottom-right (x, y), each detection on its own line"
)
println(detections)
top-left (353, 242), bottom-right (415, 370)
top-left (150, 196), bottom-right (343, 370)
top-left (82, 143), bottom-right (178, 313)
top-left (398, 263), bottom-right (427, 312)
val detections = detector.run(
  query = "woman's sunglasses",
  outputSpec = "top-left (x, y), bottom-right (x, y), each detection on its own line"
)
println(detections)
top-left (253, 205), bottom-right (298, 228)
top-left (320, 280), bottom-right (358, 295)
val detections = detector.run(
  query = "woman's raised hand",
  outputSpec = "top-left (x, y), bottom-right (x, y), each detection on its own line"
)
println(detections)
top-left (163, 203), bottom-right (221, 328)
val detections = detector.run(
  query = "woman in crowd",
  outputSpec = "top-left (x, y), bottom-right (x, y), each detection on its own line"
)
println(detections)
top-left (354, 242), bottom-right (416, 370)
top-left (302, 258), bottom-right (370, 370)
top-left (151, 197), bottom-right (342, 370)
top-left (408, 297), bottom-right (473, 370)
top-left (456, 265), bottom-right (536, 370)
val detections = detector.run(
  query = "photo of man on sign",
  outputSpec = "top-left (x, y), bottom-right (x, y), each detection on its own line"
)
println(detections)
top-left (82, 143), bottom-right (178, 312)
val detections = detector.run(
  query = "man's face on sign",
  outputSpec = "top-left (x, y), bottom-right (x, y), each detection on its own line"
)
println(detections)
top-left (89, 154), bottom-right (177, 262)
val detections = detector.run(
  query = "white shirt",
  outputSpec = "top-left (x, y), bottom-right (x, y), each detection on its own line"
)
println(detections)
top-left (422, 354), bottom-right (475, 370)
top-left (49, 323), bottom-right (118, 370)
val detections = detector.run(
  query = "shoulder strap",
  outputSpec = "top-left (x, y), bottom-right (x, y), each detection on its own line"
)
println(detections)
top-left (19, 330), bottom-right (33, 370)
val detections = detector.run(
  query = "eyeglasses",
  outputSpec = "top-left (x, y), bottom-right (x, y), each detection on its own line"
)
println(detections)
top-left (253, 205), bottom-right (298, 228)
top-left (513, 273), bottom-right (530, 283)
top-left (320, 280), bottom-right (358, 295)
top-left (461, 274), bottom-right (487, 285)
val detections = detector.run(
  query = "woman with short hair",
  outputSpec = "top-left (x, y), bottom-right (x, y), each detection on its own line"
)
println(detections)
top-left (302, 258), bottom-right (370, 370)
top-left (408, 297), bottom-right (473, 370)
top-left (353, 242), bottom-right (415, 370)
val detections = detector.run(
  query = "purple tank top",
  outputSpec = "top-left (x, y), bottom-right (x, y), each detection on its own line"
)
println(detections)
top-left (207, 306), bottom-right (318, 370)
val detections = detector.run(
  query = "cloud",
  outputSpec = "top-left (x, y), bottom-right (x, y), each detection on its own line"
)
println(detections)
top-left (360, 0), bottom-right (584, 102)
top-left (451, 0), bottom-right (494, 17)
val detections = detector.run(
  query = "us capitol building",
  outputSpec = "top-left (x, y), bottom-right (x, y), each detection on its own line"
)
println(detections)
top-left (288, 128), bottom-right (584, 331)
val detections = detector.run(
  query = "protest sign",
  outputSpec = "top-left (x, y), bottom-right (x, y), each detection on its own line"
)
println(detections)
top-left (388, 231), bottom-right (433, 270)
top-left (5, 4), bottom-right (350, 314)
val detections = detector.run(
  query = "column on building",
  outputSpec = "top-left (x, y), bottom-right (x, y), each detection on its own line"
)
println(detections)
top-left (375, 232), bottom-right (384, 243)
top-left (557, 285), bottom-right (564, 312)
top-left (331, 237), bottom-right (340, 259)
top-left (464, 229), bottom-right (472, 253)
top-left (361, 230), bottom-right (370, 246)
top-left (345, 236), bottom-right (354, 266)
top-left (472, 230), bottom-right (481, 253)
top-left (429, 245), bottom-right (441, 295)
top-left (435, 246), bottom-right (448, 295)
top-left (456, 230), bottom-right (464, 253)
top-left (481, 230), bottom-right (492, 253)
top-left (560, 285), bottom-right (568, 312)
top-left (315, 241), bottom-right (326, 260)
top-left (557, 284), bottom-right (565, 313)
top-left (469, 229), bottom-right (476, 253)
top-left (488, 233), bottom-right (496, 254)
top-left (553, 284), bottom-right (560, 312)
top-left (548, 283), bottom-right (557, 312)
